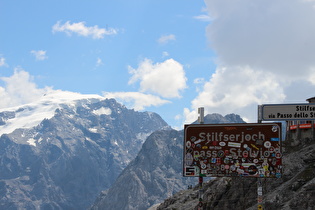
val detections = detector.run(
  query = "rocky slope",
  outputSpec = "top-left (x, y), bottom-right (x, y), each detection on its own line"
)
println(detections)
top-left (91, 113), bottom-right (245, 210)
top-left (157, 136), bottom-right (315, 209)
top-left (0, 93), bottom-right (169, 210)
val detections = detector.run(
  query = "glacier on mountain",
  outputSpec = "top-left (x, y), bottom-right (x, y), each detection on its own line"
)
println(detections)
top-left (0, 90), bottom-right (105, 137)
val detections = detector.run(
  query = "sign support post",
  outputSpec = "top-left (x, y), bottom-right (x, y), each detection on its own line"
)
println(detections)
top-left (257, 179), bottom-right (263, 210)
top-left (198, 107), bottom-right (204, 209)
top-left (257, 108), bottom-right (263, 210)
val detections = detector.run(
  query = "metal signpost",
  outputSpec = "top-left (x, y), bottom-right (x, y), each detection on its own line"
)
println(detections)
top-left (197, 108), bottom-right (204, 210)
top-left (183, 123), bottom-right (282, 178)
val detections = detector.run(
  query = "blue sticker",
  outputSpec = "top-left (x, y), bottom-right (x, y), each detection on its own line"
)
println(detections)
top-left (271, 138), bottom-right (279, 141)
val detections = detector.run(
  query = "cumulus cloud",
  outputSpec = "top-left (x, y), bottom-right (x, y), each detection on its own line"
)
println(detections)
top-left (30, 50), bottom-right (48, 61)
top-left (192, 66), bottom-right (285, 108)
top-left (128, 58), bottom-right (187, 98)
top-left (0, 68), bottom-right (52, 108)
top-left (204, 0), bottom-right (315, 79)
top-left (157, 34), bottom-right (176, 44)
top-left (102, 91), bottom-right (170, 111)
top-left (52, 21), bottom-right (117, 39)
top-left (190, 66), bottom-right (285, 121)
top-left (184, 0), bottom-right (315, 123)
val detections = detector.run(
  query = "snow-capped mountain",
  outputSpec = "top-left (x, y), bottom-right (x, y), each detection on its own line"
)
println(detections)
top-left (0, 90), bottom-right (104, 136)
top-left (0, 91), bottom-right (170, 209)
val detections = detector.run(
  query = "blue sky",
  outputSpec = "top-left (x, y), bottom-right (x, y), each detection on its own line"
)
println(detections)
top-left (2, 0), bottom-right (315, 129)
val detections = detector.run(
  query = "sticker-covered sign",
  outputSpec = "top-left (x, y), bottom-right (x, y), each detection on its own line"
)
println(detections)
top-left (183, 123), bottom-right (282, 178)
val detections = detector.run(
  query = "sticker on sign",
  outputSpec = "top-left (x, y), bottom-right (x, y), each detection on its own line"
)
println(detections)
top-left (183, 123), bottom-right (282, 178)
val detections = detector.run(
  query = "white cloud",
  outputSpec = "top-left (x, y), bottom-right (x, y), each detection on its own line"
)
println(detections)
top-left (188, 66), bottom-right (285, 122)
top-left (0, 56), bottom-right (7, 67)
top-left (157, 34), bottom-right (176, 44)
top-left (128, 58), bottom-right (187, 98)
top-left (96, 57), bottom-right (103, 67)
top-left (30, 50), bottom-right (48, 61)
top-left (0, 68), bottom-right (52, 108)
top-left (52, 21), bottom-right (117, 39)
top-left (102, 91), bottom-right (170, 111)
top-left (184, 0), bottom-right (315, 124)
top-left (162, 51), bottom-right (169, 57)
top-left (205, 0), bottom-right (315, 79)
top-left (183, 107), bottom-right (198, 125)
top-left (194, 78), bottom-right (205, 84)
top-left (193, 14), bottom-right (211, 22)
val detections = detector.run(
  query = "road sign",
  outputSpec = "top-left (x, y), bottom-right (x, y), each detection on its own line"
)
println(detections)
top-left (183, 123), bottom-right (282, 178)
top-left (259, 103), bottom-right (315, 121)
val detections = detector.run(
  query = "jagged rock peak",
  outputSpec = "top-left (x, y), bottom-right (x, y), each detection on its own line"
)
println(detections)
top-left (193, 113), bottom-right (246, 124)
